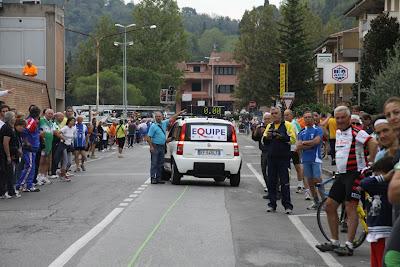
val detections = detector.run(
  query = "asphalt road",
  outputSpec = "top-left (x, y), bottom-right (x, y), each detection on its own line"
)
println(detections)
top-left (0, 135), bottom-right (370, 267)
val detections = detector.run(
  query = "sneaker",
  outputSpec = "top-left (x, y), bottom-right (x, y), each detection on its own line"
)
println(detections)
top-left (81, 165), bottom-right (86, 171)
top-left (307, 202), bottom-right (318, 210)
top-left (266, 206), bottom-right (276, 213)
top-left (0, 193), bottom-right (12, 199)
top-left (285, 209), bottom-right (293, 215)
top-left (43, 177), bottom-right (52, 185)
top-left (316, 242), bottom-right (339, 252)
top-left (334, 245), bottom-right (354, 256)
top-left (22, 188), bottom-right (30, 192)
top-left (74, 167), bottom-right (81, 172)
top-left (60, 176), bottom-right (71, 182)
top-left (35, 180), bottom-right (44, 186)
top-left (304, 190), bottom-right (312, 200)
top-left (48, 174), bottom-right (58, 179)
top-left (66, 172), bottom-right (74, 178)
top-left (12, 192), bottom-right (21, 198)
top-left (264, 187), bottom-right (268, 193)
top-left (27, 187), bottom-right (40, 192)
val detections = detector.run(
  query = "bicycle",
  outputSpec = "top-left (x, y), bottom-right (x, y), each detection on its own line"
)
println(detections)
top-left (316, 175), bottom-right (368, 249)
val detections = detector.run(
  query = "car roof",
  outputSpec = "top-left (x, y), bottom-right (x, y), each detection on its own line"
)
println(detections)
top-left (176, 117), bottom-right (233, 126)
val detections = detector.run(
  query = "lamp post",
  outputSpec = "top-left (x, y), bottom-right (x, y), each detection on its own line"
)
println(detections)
top-left (205, 56), bottom-right (220, 106)
top-left (114, 24), bottom-right (157, 117)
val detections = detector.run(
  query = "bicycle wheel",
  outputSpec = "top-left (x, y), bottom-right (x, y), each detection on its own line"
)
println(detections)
top-left (317, 198), bottom-right (367, 248)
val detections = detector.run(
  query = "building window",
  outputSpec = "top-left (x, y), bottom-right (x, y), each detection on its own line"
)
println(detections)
top-left (193, 66), bottom-right (201, 72)
top-left (217, 85), bottom-right (234, 94)
top-left (191, 82), bottom-right (201, 91)
top-left (214, 67), bottom-right (236, 75)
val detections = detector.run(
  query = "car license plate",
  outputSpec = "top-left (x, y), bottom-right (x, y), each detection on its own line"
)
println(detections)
top-left (198, 149), bottom-right (221, 156)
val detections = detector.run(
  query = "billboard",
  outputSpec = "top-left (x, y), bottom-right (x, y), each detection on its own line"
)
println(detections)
top-left (323, 63), bottom-right (356, 84)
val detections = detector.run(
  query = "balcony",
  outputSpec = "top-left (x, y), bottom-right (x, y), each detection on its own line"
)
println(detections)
top-left (183, 72), bottom-right (212, 80)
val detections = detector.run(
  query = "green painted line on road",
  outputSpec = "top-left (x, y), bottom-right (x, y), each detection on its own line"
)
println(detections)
top-left (127, 185), bottom-right (189, 267)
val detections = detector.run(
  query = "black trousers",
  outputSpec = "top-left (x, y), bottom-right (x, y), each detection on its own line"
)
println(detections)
top-left (261, 151), bottom-right (268, 187)
top-left (267, 157), bottom-right (293, 210)
top-left (51, 142), bottom-right (63, 175)
top-left (128, 134), bottom-right (135, 147)
top-left (0, 162), bottom-right (16, 196)
top-left (329, 139), bottom-right (336, 160)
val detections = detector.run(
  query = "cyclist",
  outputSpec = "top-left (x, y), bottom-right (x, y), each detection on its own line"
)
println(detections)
top-left (316, 105), bottom-right (378, 256)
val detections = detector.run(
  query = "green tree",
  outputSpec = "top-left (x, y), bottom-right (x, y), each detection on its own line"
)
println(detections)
top-left (75, 15), bottom-right (122, 76)
top-left (198, 27), bottom-right (227, 55)
top-left (130, 0), bottom-right (187, 89)
top-left (360, 13), bottom-right (400, 108)
top-left (280, 0), bottom-right (315, 105)
top-left (234, 5), bottom-right (280, 107)
top-left (367, 43), bottom-right (400, 112)
top-left (73, 70), bottom-right (145, 105)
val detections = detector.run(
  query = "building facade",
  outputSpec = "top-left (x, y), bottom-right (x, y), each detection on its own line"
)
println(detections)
top-left (314, 28), bottom-right (360, 107)
top-left (0, 2), bottom-right (65, 111)
top-left (176, 51), bottom-right (241, 112)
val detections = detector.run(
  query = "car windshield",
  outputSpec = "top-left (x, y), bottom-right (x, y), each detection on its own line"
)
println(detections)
top-left (185, 123), bottom-right (233, 142)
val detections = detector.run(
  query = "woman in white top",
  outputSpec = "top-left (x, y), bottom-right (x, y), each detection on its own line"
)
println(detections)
top-left (59, 118), bottom-right (76, 181)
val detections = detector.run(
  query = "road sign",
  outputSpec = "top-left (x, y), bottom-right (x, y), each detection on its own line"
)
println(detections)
top-left (282, 91), bottom-right (295, 109)
top-left (323, 62), bottom-right (356, 84)
top-left (280, 63), bottom-right (286, 97)
top-left (182, 93), bottom-right (192, 102)
top-left (317, 53), bottom-right (332, 68)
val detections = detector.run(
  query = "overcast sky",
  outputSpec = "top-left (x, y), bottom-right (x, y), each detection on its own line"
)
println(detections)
top-left (131, 0), bottom-right (282, 20)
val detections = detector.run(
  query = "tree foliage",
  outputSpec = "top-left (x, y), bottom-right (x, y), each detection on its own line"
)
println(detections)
top-left (367, 43), bottom-right (400, 112)
top-left (234, 5), bottom-right (280, 107)
top-left (280, 0), bottom-right (315, 105)
top-left (360, 14), bottom-right (400, 94)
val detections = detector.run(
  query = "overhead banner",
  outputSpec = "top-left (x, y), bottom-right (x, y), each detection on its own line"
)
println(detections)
top-left (323, 62), bottom-right (356, 84)
top-left (190, 125), bottom-right (228, 141)
top-left (280, 63), bottom-right (286, 97)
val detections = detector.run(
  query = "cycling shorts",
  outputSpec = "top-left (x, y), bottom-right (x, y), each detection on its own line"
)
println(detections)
top-left (328, 171), bottom-right (361, 203)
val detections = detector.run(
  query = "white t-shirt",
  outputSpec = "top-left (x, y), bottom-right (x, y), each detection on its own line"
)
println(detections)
top-left (0, 120), bottom-right (4, 130)
top-left (335, 127), bottom-right (371, 174)
top-left (61, 126), bottom-right (76, 146)
top-left (102, 126), bottom-right (108, 140)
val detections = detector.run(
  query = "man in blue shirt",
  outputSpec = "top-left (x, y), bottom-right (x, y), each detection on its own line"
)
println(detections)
top-left (296, 111), bottom-right (325, 210)
top-left (74, 116), bottom-right (88, 172)
top-left (146, 110), bottom-right (185, 184)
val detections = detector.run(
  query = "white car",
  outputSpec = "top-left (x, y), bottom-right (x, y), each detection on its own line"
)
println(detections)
top-left (163, 117), bottom-right (242, 186)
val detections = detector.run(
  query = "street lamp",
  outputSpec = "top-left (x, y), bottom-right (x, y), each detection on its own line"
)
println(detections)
top-left (114, 24), bottom-right (157, 117)
top-left (205, 56), bottom-right (220, 106)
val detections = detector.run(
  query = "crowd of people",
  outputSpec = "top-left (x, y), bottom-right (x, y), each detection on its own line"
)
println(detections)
top-left (251, 97), bottom-right (400, 266)
top-left (0, 103), bottom-right (154, 198)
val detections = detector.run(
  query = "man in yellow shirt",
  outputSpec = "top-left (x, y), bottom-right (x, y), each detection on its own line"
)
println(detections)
top-left (263, 107), bottom-right (296, 214)
top-left (321, 112), bottom-right (337, 165)
top-left (22, 59), bottom-right (38, 77)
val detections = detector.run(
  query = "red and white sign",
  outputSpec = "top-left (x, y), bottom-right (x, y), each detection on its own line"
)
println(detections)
top-left (282, 92), bottom-right (295, 109)
top-left (190, 125), bottom-right (227, 141)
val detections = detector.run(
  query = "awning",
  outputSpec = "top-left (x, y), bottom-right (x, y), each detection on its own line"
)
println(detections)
top-left (323, 84), bottom-right (334, 95)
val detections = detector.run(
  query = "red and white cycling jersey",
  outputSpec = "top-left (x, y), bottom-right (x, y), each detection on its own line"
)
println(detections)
top-left (335, 126), bottom-right (371, 174)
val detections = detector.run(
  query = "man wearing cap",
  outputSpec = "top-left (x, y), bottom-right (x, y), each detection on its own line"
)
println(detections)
top-left (22, 60), bottom-right (38, 77)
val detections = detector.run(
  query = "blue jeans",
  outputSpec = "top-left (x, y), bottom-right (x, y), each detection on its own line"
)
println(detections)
top-left (150, 144), bottom-right (165, 181)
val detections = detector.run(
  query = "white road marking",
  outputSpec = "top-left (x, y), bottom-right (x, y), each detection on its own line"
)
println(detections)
top-left (129, 194), bottom-right (139, 198)
top-left (288, 215), bottom-right (342, 267)
top-left (74, 173), bottom-right (148, 177)
top-left (119, 203), bottom-right (129, 207)
top-left (144, 178), bottom-right (151, 184)
top-left (48, 208), bottom-right (124, 267)
top-left (138, 187), bottom-right (146, 190)
top-left (141, 184), bottom-right (149, 187)
top-left (249, 162), bottom-right (342, 267)
top-left (241, 174), bottom-right (256, 178)
top-left (244, 145), bottom-right (255, 149)
top-left (246, 163), bottom-right (266, 187)
top-left (133, 191), bottom-right (142, 194)
top-left (124, 198), bottom-right (134, 202)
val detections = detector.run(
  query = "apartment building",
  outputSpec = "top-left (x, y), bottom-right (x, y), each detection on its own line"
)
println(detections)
top-left (176, 51), bottom-right (241, 112)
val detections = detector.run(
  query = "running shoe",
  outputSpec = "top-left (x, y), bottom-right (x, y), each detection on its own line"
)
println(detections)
top-left (42, 177), bottom-right (52, 185)
top-left (285, 209), bottom-right (293, 215)
top-left (296, 185), bottom-right (303, 194)
top-left (264, 187), bottom-right (268, 193)
top-left (307, 203), bottom-right (318, 210)
top-left (334, 245), bottom-right (353, 256)
top-left (66, 172), bottom-right (74, 178)
top-left (266, 206), bottom-right (276, 213)
top-left (304, 190), bottom-right (312, 200)
top-left (316, 242), bottom-right (339, 252)
top-left (48, 174), bottom-right (59, 179)
top-left (27, 187), bottom-right (40, 192)
top-left (81, 165), bottom-right (86, 171)
top-left (12, 192), bottom-right (21, 198)
top-left (0, 193), bottom-right (12, 199)
top-left (60, 176), bottom-right (71, 182)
